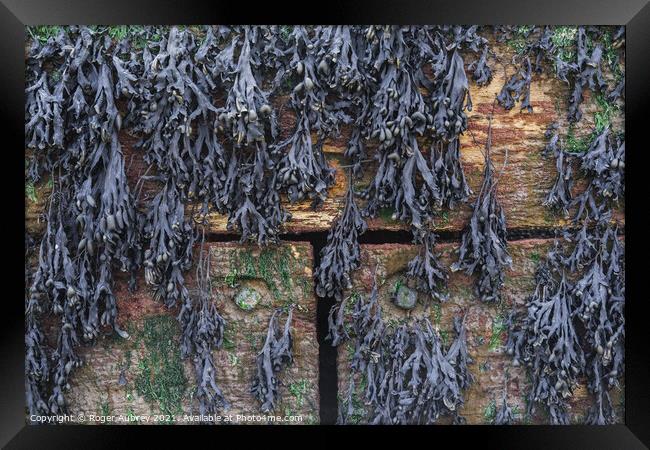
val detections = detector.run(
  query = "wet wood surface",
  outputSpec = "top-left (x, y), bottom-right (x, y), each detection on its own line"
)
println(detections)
top-left (25, 36), bottom-right (625, 426)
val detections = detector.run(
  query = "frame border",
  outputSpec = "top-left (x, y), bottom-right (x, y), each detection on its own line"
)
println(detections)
top-left (3, 0), bottom-right (648, 447)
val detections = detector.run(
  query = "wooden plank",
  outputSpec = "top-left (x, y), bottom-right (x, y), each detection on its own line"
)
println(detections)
top-left (25, 41), bottom-right (624, 237)
top-left (335, 240), bottom-right (624, 424)
top-left (208, 242), bottom-right (319, 424)
top-left (56, 241), bottom-right (319, 424)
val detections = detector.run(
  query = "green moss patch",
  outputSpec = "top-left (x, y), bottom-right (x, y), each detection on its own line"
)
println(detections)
top-left (551, 26), bottom-right (578, 62)
top-left (225, 246), bottom-right (297, 304)
top-left (133, 315), bottom-right (187, 419)
top-left (483, 399), bottom-right (497, 423)
top-left (488, 314), bottom-right (508, 352)
top-left (288, 378), bottom-right (309, 408)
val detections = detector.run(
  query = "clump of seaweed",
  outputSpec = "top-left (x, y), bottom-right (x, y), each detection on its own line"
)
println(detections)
top-left (406, 229), bottom-right (449, 302)
top-left (542, 123), bottom-right (574, 217)
top-left (315, 177), bottom-right (367, 301)
top-left (337, 274), bottom-right (473, 424)
top-left (251, 307), bottom-right (294, 412)
top-left (452, 120), bottom-right (512, 303)
top-left (178, 232), bottom-right (228, 418)
top-left (507, 266), bottom-right (584, 424)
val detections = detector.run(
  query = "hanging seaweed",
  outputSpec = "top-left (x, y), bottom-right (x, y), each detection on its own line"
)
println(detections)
top-left (507, 269), bottom-right (584, 424)
top-left (446, 315), bottom-right (474, 398)
top-left (451, 121), bottom-right (512, 303)
top-left (274, 115), bottom-right (334, 206)
top-left (493, 384), bottom-right (515, 425)
top-left (523, 26), bottom-right (555, 74)
top-left (510, 121), bottom-right (625, 425)
top-left (491, 26), bottom-right (618, 123)
top-left (337, 274), bottom-right (473, 424)
top-left (218, 27), bottom-right (277, 146)
top-left (317, 25), bottom-right (367, 95)
top-left (274, 26), bottom-right (345, 207)
top-left (607, 78), bottom-right (624, 103)
top-left (225, 159), bottom-right (289, 245)
top-left (430, 49), bottom-right (473, 143)
top-left (25, 293), bottom-right (50, 416)
top-left (218, 27), bottom-right (288, 244)
top-left (24, 24), bottom-right (625, 425)
top-left (542, 124), bottom-right (574, 217)
top-left (427, 48), bottom-right (473, 208)
top-left (316, 176), bottom-right (367, 300)
top-left (25, 28), bottom-right (69, 182)
top-left (449, 25), bottom-right (489, 53)
top-left (360, 26), bottom-right (439, 229)
top-left (321, 26), bottom-right (371, 179)
top-left (468, 45), bottom-right (493, 86)
top-left (178, 232), bottom-right (228, 417)
top-left (32, 198), bottom-right (86, 415)
top-left (26, 223), bottom-right (51, 416)
top-left (251, 307), bottom-right (294, 412)
top-left (569, 127), bottom-right (625, 224)
top-left (132, 26), bottom-right (288, 245)
top-left (134, 27), bottom-right (219, 199)
top-left (497, 57), bottom-right (533, 112)
top-left (574, 224), bottom-right (625, 424)
top-left (25, 26), bottom-right (145, 415)
top-left (579, 127), bottom-right (625, 203)
top-left (568, 27), bottom-right (608, 123)
top-left (143, 181), bottom-right (195, 308)
top-left (406, 230), bottom-right (448, 302)
top-left (430, 138), bottom-right (472, 209)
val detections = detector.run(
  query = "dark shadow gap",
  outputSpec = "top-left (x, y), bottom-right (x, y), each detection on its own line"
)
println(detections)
top-left (310, 234), bottom-right (339, 425)
top-left (205, 223), bottom-right (626, 246)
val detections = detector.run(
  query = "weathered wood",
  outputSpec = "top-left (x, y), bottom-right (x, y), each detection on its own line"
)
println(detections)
top-left (23, 32), bottom-right (625, 426)
top-left (208, 242), bottom-right (319, 424)
top-left (335, 240), bottom-right (624, 424)
top-left (200, 40), bottom-right (624, 234)
top-left (24, 41), bottom-right (624, 237)
top-left (57, 242), bottom-right (319, 424)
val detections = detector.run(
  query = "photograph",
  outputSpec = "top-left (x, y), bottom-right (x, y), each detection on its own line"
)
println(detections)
top-left (22, 24), bottom-right (628, 428)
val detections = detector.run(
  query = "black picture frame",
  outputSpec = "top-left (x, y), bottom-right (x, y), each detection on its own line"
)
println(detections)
top-left (3, 1), bottom-right (648, 448)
